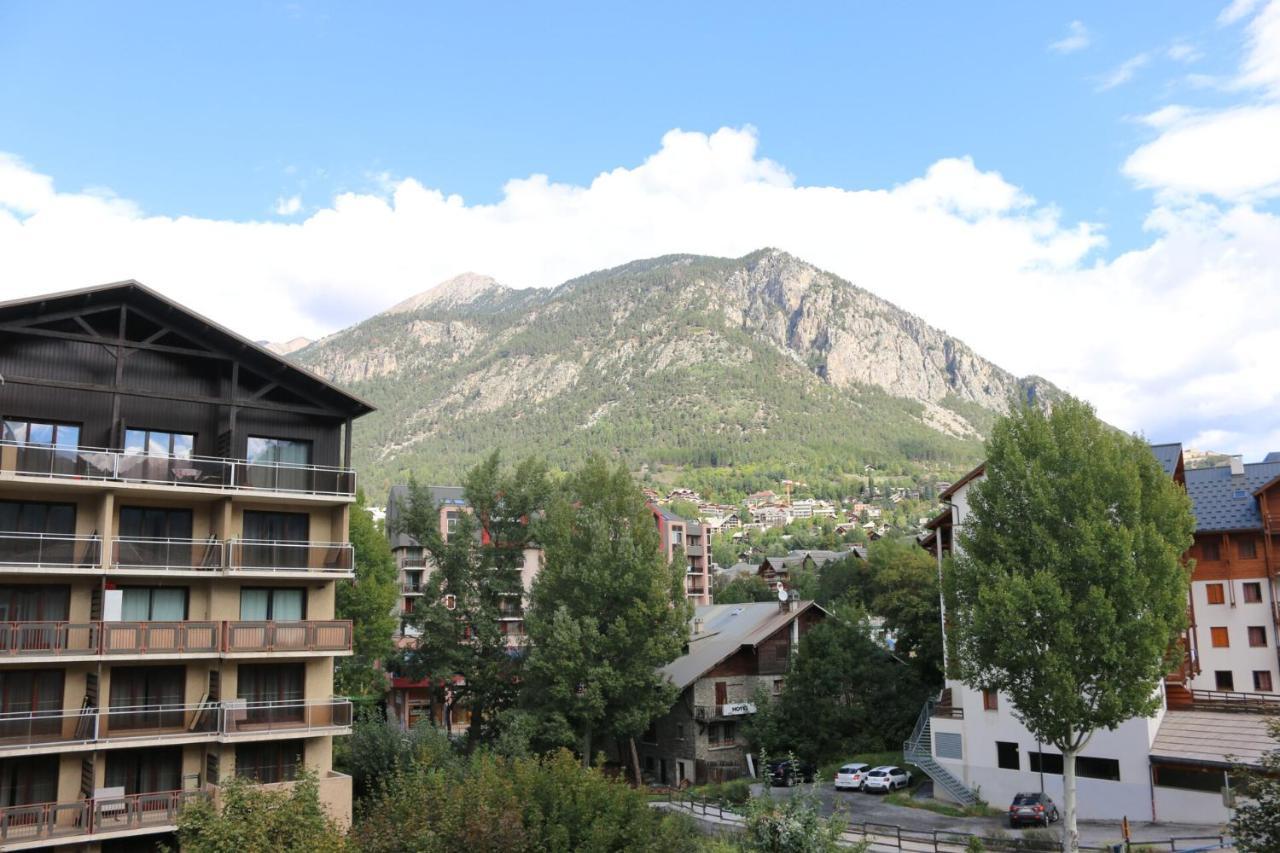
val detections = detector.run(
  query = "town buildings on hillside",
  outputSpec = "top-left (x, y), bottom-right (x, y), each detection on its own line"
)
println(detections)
top-left (638, 600), bottom-right (826, 786)
top-left (0, 281), bottom-right (370, 847)
top-left (916, 444), bottom-right (1279, 825)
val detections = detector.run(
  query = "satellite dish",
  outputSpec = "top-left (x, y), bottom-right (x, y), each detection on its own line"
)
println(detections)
top-left (777, 588), bottom-right (789, 602)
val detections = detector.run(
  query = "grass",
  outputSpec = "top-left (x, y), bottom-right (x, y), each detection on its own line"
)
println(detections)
top-left (686, 777), bottom-right (753, 806)
top-left (883, 791), bottom-right (1001, 818)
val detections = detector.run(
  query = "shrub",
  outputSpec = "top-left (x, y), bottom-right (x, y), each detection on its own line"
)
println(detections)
top-left (176, 771), bottom-right (346, 853)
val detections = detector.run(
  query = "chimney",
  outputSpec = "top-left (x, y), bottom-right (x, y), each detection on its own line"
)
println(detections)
top-left (1230, 455), bottom-right (1245, 478)
top-left (692, 617), bottom-right (704, 636)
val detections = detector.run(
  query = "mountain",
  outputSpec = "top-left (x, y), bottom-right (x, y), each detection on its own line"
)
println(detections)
top-left (295, 250), bottom-right (1062, 499)
top-left (262, 336), bottom-right (313, 356)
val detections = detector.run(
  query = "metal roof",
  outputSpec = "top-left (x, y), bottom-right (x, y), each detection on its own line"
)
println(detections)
top-left (659, 601), bottom-right (823, 690)
top-left (386, 484), bottom-right (467, 549)
top-left (1184, 460), bottom-right (1280, 532)
top-left (1149, 443), bottom-right (1183, 478)
top-left (1150, 710), bottom-right (1274, 768)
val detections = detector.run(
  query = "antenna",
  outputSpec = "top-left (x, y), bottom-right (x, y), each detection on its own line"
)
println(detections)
top-left (777, 588), bottom-right (789, 602)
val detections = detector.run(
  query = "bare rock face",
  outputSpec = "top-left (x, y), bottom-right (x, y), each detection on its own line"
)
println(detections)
top-left (295, 250), bottom-right (1061, 484)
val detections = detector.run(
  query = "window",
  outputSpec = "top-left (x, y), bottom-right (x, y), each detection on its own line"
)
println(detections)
top-left (642, 722), bottom-right (658, 745)
top-left (1077, 756), bottom-right (1121, 781)
top-left (714, 682), bottom-right (728, 705)
top-left (1242, 582), bottom-right (1262, 603)
top-left (0, 585), bottom-right (70, 622)
top-left (124, 429), bottom-right (193, 458)
top-left (237, 663), bottom-right (304, 723)
top-left (672, 528), bottom-right (683, 546)
top-left (1254, 671), bottom-right (1274, 692)
top-left (1210, 627), bottom-right (1230, 648)
top-left (236, 740), bottom-right (303, 784)
top-left (241, 511), bottom-right (309, 569)
top-left (105, 746), bottom-right (182, 794)
top-left (1238, 539), bottom-right (1257, 560)
top-left (121, 588), bottom-right (188, 621)
top-left (1215, 670), bottom-right (1235, 691)
top-left (1028, 751), bottom-right (1064, 775)
top-left (982, 689), bottom-right (998, 711)
top-left (676, 724), bottom-right (685, 740)
top-left (1249, 626), bottom-right (1267, 647)
top-left (708, 721), bottom-right (736, 746)
top-left (1206, 583), bottom-right (1225, 605)
top-left (1201, 541), bottom-right (1221, 561)
top-left (1153, 762), bottom-right (1230, 792)
top-left (0, 756), bottom-right (59, 807)
top-left (772, 679), bottom-right (785, 696)
top-left (246, 436), bottom-right (312, 466)
top-left (0, 501), bottom-right (76, 535)
top-left (996, 741), bottom-right (1020, 770)
top-left (108, 666), bottom-right (184, 730)
top-left (2, 420), bottom-right (80, 448)
top-left (0, 670), bottom-right (64, 738)
top-left (119, 506), bottom-right (193, 539)
top-left (240, 588), bottom-right (305, 621)
top-left (935, 732), bottom-right (962, 759)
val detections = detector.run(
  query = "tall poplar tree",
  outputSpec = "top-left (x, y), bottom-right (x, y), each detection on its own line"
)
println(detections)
top-left (524, 455), bottom-right (691, 769)
top-left (945, 399), bottom-right (1195, 852)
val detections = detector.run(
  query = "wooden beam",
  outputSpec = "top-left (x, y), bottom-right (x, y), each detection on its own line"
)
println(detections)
top-left (110, 306), bottom-right (126, 447)
top-left (0, 373), bottom-right (345, 419)
top-left (73, 316), bottom-right (101, 337)
top-left (0, 322), bottom-right (230, 362)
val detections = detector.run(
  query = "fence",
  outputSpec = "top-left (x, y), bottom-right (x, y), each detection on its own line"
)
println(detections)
top-left (662, 794), bottom-right (1234, 853)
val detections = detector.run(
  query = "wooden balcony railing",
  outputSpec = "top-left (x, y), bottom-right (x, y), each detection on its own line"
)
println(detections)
top-left (223, 620), bottom-right (352, 653)
top-left (0, 789), bottom-right (207, 843)
top-left (1185, 689), bottom-right (1280, 713)
top-left (0, 620), bottom-right (350, 658)
top-left (0, 441), bottom-right (356, 497)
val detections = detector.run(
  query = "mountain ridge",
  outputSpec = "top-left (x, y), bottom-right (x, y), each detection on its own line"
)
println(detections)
top-left (296, 249), bottom-right (1062, 499)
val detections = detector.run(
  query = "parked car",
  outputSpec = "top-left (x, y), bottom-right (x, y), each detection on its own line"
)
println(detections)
top-left (1008, 792), bottom-right (1059, 827)
top-left (833, 762), bottom-right (871, 791)
top-left (861, 765), bottom-right (911, 792)
top-left (766, 758), bottom-right (817, 787)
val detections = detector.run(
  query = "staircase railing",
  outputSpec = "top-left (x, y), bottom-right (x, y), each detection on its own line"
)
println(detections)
top-left (903, 693), bottom-right (979, 807)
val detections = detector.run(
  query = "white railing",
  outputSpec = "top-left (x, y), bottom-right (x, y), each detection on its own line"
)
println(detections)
top-left (112, 536), bottom-right (223, 573)
top-left (0, 441), bottom-right (356, 496)
top-left (0, 697), bottom-right (353, 751)
top-left (0, 531), bottom-right (101, 569)
top-left (227, 539), bottom-right (353, 574)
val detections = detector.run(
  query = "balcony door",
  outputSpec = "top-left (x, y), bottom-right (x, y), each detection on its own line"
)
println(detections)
top-left (244, 436), bottom-right (313, 492)
top-left (239, 588), bottom-right (305, 621)
top-left (118, 507), bottom-right (195, 571)
top-left (0, 670), bottom-right (63, 740)
top-left (241, 511), bottom-right (309, 570)
top-left (0, 585), bottom-right (71, 653)
top-left (2, 419), bottom-right (81, 477)
top-left (105, 746), bottom-right (182, 795)
top-left (0, 500), bottom-right (78, 565)
top-left (120, 588), bottom-right (188, 621)
top-left (235, 740), bottom-right (303, 783)
top-left (0, 756), bottom-right (59, 809)
top-left (108, 666), bottom-right (185, 732)
top-left (237, 663), bottom-right (304, 723)
top-left (121, 429), bottom-right (195, 485)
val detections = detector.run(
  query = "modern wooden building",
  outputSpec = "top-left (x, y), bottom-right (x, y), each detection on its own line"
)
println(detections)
top-left (0, 281), bottom-right (373, 850)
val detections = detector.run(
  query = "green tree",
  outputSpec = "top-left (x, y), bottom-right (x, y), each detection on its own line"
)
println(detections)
top-left (741, 789), bottom-right (845, 853)
top-left (713, 573), bottom-right (774, 604)
top-left (945, 399), bottom-right (1195, 851)
top-left (336, 496), bottom-right (400, 699)
top-left (524, 455), bottom-right (691, 770)
top-left (744, 603), bottom-right (927, 763)
top-left (176, 771), bottom-right (346, 852)
top-left (711, 533), bottom-right (738, 568)
top-left (867, 538), bottom-right (944, 684)
top-left (812, 553), bottom-right (875, 608)
top-left (394, 452), bottom-right (552, 748)
top-left (1231, 718), bottom-right (1280, 853)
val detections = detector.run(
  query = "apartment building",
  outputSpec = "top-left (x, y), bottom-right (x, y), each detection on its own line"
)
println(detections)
top-left (649, 503), bottom-right (712, 606)
top-left (915, 444), bottom-right (1278, 825)
top-left (639, 600), bottom-right (826, 786)
top-left (383, 484), bottom-right (541, 731)
top-left (0, 282), bottom-right (371, 850)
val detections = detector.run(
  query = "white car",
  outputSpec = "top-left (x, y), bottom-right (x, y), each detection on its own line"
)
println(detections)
top-left (861, 765), bottom-right (911, 793)
top-left (833, 762), bottom-right (871, 791)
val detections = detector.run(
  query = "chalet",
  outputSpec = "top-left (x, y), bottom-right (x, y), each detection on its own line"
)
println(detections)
top-left (638, 600), bottom-right (826, 785)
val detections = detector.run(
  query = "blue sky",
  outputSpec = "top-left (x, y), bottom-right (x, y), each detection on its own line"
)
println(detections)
top-left (1, 1), bottom-right (1279, 455)
top-left (0, 2), bottom-right (1255, 249)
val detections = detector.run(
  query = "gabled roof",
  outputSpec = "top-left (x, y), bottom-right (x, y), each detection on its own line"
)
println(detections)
top-left (0, 280), bottom-right (374, 417)
top-left (660, 601), bottom-right (825, 690)
top-left (386, 484), bottom-right (467, 549)
top-left (1185, 459), bottom-right (1280, 532)
top-left (1149, 443), bottom-right (1183, 479)
top-left (939, 464), bottom-right (984, 501)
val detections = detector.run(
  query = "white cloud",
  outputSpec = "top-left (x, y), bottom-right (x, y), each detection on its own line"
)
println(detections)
top-left (1049, 20), bottom-right (1091, 54)
top-left (1236, 0), bottom-right (1280, 93)
top-left (274, 195), bottom-right (302, 215)
top-left (1220, 0), bottom-right (1263, 26)
top-left (1097, 53), bottom-right (1151, 90)
top-left (1, 122), bottom-right (1279, 455)
top-left (1167, 41), bottom-right (1203, 63)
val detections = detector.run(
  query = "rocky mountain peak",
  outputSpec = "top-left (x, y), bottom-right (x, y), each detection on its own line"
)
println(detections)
top-left (385, 272), bottom-right (507, 315)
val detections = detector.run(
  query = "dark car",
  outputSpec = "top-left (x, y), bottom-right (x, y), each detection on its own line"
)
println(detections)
top-left (766, 758), bottom-right (817, 787)
top-left (1008, 792), bottom-right (1060, 828)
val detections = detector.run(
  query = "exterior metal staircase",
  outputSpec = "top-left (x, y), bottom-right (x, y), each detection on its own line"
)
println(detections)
top-left (902, 694), bottom-right (979, 807)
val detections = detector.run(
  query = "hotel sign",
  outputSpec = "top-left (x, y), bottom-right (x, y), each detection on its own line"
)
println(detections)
top-left (720, 702), bottom-right (757, 716)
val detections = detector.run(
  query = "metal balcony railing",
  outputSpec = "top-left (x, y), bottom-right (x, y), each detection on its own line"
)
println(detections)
top-left (102, 621), bottom-right (221, 655)
top-left (223, 620), bottom-right (352, 653)
top-left (401, 583), bottom-right (424, 594)
top-left (0, 697), bottom-right (353, 752)
top-left (112, 536), bottom-right (223, 573)
top-left (0, 789), bottom-right (207, 843)
top-left (0, 532), bottom-right (101, 570)
top-left (0, 441), bottom-right (356, 497)
top-left (0, 622), bottom-right (99, 656)
top-left (227, 539), bottom-right (353, 574)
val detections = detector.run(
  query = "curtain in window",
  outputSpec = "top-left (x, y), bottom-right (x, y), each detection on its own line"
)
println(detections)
top-left (121, 589), bottom-right (152, 621)
top-left (151, 589), bottom-right (185, 621)
top-left (240, 589), bottom-right (270, 621)
top-left (272, 590), bottom-right (304, 621)
top-left (0, 757), bottom-right (59, 807)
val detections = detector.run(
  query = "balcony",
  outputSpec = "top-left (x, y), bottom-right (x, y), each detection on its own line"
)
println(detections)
top-left (0, 697), bottom-right (353, 756)
top-left (1173, 688), bottom-right (1280, 713)
top-left (0, 620), bottom-right (350, 661)
top-left (223, 620), bottom-right (352, 655)
top-left (112, 536), bottom-right (224, 575)
top-left (0, 532), bottom-right (102, 573)
top-left (0, 441), bottom-right (356, 498)
top-left (0, 789), bottom-right (207, 848)
top-left (226, 539), bottom-right (353, 577)
top-left (401, 584), bottom-right (424, 595)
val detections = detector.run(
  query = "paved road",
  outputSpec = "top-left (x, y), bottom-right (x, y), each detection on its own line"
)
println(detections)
top-left (757, 782), bottom-right (1228, 847)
